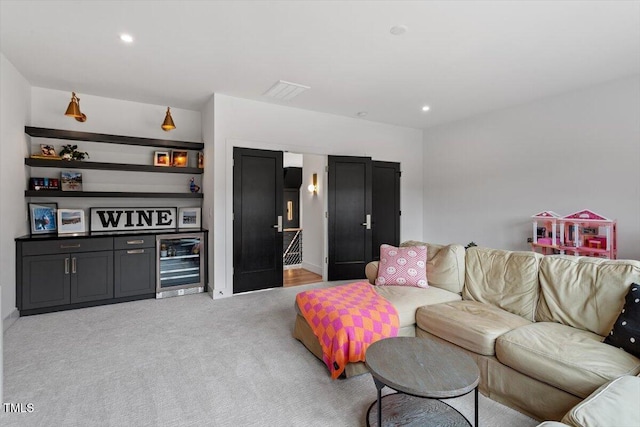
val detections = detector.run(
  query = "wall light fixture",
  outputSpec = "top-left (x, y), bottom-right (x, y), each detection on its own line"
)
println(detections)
top-left (307, 173), bottom-right (318, 194)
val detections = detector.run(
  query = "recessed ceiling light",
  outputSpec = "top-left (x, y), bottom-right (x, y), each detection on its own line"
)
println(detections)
top-left (120, 34), bottom-right (134, 43)
top-left (390, 25), bottom-right (408, 36)
top-left (357, 111), bottom-right (368, 117)
top-left (422, 105), bottom-right (431, 112)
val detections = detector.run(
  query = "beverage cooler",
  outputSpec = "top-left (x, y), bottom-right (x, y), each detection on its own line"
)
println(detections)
top-left (156, 232), bottom-right (205, 298)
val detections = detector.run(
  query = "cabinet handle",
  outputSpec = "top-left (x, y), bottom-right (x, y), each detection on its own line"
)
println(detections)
top-left (60, 244), bottom-right (81, 249)
top-left (72, 257), bottom-right (77, 274)
top-left (65, 258), bottom-right (70, 274)
top-left (126, 240), bottom-right (144, 245)
top-left (127, 249), bottom-right (145, 254)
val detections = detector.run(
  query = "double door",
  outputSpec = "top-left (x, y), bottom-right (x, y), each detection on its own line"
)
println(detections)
top-left (328, 157), bottom-right (400, 280)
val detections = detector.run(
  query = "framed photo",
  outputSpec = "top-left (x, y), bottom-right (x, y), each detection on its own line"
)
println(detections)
top-left (57, 209), bottom-right (86, 235)
top-left (198, 152), bottom-right (204, 169)
top-left (60, 171), bottom-right (83, 191)
top-left (29, 203), bottom-right (58, 235)
top-left (40, 144), bottom-right (57, 157)
top-left (154, 151), bottom-right (170, 167)
top-left (171, 150), bottom-right (188, 167)
top-left (178, 207), bottom-right (201, 229)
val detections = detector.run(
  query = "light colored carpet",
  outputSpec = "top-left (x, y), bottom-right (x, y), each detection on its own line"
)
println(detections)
top-left (1, 282), bottom-right (539, 427)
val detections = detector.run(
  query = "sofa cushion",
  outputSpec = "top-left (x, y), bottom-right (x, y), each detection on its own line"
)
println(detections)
top-left (604, 283), bottom-right (640, 358)
top-left (366, 242), bottom-right (466, 293)
top-left (374, 285), bottom-right (461, 328)
top-left (463, 247), bottom-right (543, 321)
top-left (561, 376), bottom-right (640, 427)
top-left (416, 301), bottom-right (531, 355)
top-left (401, 241), bottom-right (466, 294)
top-left (375, 244), bottom-right (428, 287)
top-left (536, 256), bottom-right (640, 336)
top-left (496, 322), bottom-right (640, 398)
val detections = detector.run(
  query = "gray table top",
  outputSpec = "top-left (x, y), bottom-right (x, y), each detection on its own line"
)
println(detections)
top-left (365, 337), bottom-right (480, 398)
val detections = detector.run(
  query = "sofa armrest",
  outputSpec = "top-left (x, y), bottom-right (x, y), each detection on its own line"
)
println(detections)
top-left (365, 261), bottom-right (379, 284)
top-left (560, 375), bottom-right (640, 427)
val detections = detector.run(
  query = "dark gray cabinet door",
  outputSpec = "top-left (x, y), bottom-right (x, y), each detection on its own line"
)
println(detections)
top-left (70, 251), bottom-right (114, 303)
top-left (22, 254), bottom-right (70, 310)
top-left (114, 248), bottom-right (156, 297)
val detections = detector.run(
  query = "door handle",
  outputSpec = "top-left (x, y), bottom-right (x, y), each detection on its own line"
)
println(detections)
top-left (60, 244), bottom-right (81, 249)
top-left (72, 257), bottom-right (77, 274)
top-left (361, 214), bottom-right (372, 230)
top-left (272, 215), bottom-right (283, 232)
top-left (65, 257), bottom-right (70, 275)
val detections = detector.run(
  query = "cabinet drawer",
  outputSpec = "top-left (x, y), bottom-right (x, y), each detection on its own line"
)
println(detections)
top-left (22, 237), bottom-right (113, 256)
top-left (114, 235), bottom-right (155, 250)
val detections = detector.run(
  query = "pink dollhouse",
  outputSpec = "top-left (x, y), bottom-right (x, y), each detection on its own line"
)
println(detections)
top-left (531, 209), bottom-right (617, 259)
top-left (531, 211), bottom-right (562, 255)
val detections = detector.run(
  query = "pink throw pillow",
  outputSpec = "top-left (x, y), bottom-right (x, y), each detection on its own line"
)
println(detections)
top-left (375, 244), bottom-right (428, 288)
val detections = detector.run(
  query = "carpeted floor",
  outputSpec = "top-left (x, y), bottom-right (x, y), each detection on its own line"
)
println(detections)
top-left (1, 282), bottom-right (539, 426)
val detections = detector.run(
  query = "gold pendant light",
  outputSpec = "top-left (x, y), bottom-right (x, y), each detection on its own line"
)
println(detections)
top-left (161, 107), bottom-right (176, 131)
top-left (64, 92), bottom-right (87, 122)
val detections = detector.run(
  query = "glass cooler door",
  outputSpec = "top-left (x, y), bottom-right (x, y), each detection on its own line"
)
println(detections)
top-left (157, 233), bottom-right (204, 292)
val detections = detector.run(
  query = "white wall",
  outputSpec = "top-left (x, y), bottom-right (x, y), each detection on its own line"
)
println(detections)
top-left (301, 154), bottom-right (326, 276)
top-left (1, 54), bottom-right (30, 331)
top-left (423, 76), bottom-right (640, 260)
top-left (0, 53), bottom-right (31, 404)
top-left (211, 94), bottom-right (423, 297)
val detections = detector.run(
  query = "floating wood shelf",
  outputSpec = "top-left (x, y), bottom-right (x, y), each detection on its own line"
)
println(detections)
top-left (25, 126), bottom-right (204, 150)
top-left (25, 158), bottom-right (203, 174)
top-left (25, 190), bottom-right (203, 199)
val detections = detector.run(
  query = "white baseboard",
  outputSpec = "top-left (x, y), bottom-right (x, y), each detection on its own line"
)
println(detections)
top-left (301, 261), bottom-right (322, 276)
top-left (3, 308), bottom-right (19, 331)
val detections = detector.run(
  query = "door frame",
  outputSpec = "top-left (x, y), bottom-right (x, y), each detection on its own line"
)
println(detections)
top-left (225, 139), bottom-right (330, 295)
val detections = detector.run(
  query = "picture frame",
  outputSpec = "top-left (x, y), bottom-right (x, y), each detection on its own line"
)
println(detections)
top-left (60, 171), bottom-right (83, 191)
top-left (40, 144), bottom-right (57, 157)
top-left (178, 207), bottom-right (201, 229)
top-left (28, 203), bottom-right (58, 235)
top-left (198, 152), bottom-right (204, 169)
top-left (57, 209), bottom-right (86, 235)
top-left (154, 151), bottom-right (170, 167)
top-left (171, 150), bottom-right (188, 167)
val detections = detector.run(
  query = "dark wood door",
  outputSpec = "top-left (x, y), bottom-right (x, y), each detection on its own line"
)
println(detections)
top-left (372, 161), bottom-right (401, 260)
top-left (70, 251), bottom-right (114, 303)
top-left (22, 254), bottom-right (70, 310)
top-left (114, 248), bottom-right (156, 297)
top-left (233, 147), bottom-right (284, 293)
top-left (328, 156), bottom-right (372, 280)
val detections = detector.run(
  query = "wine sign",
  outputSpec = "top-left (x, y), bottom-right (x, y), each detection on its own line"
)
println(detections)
top-left (90, 207), bottom-right (176, 231)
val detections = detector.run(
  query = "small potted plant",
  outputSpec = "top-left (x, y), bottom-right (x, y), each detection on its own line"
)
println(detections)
top-left (60, 144), bottom-right (89, 161)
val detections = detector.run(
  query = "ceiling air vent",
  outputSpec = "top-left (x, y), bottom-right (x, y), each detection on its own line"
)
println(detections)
top-left (263, 80), bottom-right (310, 101)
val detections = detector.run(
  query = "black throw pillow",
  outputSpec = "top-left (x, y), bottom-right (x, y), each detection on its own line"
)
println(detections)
top-left (604, 283), bottom-right (640, 358)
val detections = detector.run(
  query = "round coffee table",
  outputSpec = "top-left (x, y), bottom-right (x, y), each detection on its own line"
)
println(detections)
top-left (365, 337), bottom-right (480, 426)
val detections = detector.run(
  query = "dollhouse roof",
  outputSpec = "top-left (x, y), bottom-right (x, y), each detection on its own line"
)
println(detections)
top-left (532, 211), bottom-right (562, 218)
top-left (563, 209), bottom-right (612, 221)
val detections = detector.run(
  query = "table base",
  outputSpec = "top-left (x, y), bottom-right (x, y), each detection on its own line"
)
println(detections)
top-left (366, 393), bottom-right (472, 427)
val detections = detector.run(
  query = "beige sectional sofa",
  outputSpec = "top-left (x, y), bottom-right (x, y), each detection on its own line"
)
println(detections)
top-left (359, 242), bottom-right (640, 423)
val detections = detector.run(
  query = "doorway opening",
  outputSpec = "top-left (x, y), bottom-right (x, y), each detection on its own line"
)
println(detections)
top-left (282, 152), bottom-right (325, 287)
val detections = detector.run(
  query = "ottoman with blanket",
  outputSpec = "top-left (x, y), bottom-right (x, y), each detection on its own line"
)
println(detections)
top-left (292, 241), bottom-right (466, 377)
